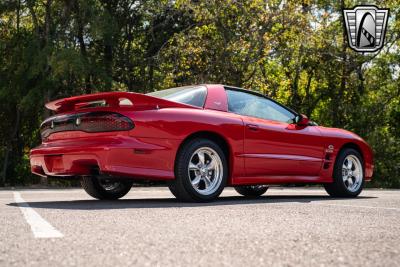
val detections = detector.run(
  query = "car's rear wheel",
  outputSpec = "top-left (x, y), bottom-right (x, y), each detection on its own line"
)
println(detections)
top-left (324, 148), bottom-right (364, 197)
top-left (81, 175), bottom-right (133, 200)
top-left (169, 138), bottom-right (227, 202)
top-left (234, 185), bottom-right (268, 197)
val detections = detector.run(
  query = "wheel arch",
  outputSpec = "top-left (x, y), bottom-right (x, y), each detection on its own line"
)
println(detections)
top-left (334, 142), bottom-right (365, 175)
top-left (175, 131), bottom-right (232, 180)
top-left (338, 142), bottom-right (364, 160)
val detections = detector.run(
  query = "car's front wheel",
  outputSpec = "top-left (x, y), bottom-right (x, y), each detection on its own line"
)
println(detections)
top-left (324, 148), bottom-right (364, 197)
top-left (234, 185), bottom-right (268, 197)
top-left (169, 138), bottom-right (227, 202)
top-left (81, 176), bottom-right (133, 200)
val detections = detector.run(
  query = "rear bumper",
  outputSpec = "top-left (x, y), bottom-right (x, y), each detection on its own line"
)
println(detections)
top-left (30, 135), bottom-right (178, 180)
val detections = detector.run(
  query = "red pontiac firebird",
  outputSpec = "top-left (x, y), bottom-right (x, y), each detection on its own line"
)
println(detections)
top-left (30, 85), bottom-right (373, 202)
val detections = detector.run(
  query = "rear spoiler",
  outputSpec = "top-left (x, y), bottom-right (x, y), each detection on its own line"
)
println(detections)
top-left (45, 92), bottom-right (199, 113)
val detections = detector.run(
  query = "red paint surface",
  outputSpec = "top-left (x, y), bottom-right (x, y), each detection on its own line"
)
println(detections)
top-left (30, 84), bottom-right (374, 185)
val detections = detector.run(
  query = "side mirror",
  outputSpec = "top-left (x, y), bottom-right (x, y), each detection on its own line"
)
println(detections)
top-left (295, 114), bottom-right (310, 126)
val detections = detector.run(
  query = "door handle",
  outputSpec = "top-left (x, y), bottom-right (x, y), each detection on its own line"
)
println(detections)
top-left (246, 124), bottom-right (259, 131)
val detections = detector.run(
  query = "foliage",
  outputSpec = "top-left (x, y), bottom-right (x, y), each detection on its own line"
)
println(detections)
top-left (0, 0), bottom-right (399, 187)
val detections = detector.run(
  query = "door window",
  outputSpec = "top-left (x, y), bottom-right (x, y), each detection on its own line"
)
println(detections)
top-left (226, 89), bottom-right (295, 123)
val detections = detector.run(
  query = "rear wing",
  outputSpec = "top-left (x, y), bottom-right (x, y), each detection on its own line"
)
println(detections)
top-left (45, 92), bottom-right (199, 113)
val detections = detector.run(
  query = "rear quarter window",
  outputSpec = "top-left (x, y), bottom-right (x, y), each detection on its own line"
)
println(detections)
top-left (147, 86), bottom-right (207, 108)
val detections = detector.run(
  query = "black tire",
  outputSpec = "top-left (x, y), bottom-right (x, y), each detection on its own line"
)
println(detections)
top-left (234, 185), bottom-right (268, 197)
top-left (81, 176), bottom-right (133, 200)
top-left (169, 138), bottom-right (228, 202)
top-left (324, 148), bottom-right (364, 198)
top-left (167, 183), bottom-right (179, 198)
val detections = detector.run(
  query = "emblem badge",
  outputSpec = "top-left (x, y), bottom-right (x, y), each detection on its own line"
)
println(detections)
top-left (343, 5), bottom-right (389, 53)
top-left (326, 145), bottom-right (334, 153)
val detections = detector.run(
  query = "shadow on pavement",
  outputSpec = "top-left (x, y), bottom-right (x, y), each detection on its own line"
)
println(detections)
top-left (7, 195), bottom-right (376, 210)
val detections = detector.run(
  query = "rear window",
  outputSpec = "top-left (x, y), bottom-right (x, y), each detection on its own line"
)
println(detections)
top-left (147, 86), bottom-right (207, 108)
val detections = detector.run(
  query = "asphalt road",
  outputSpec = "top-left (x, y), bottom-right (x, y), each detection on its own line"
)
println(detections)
top-left (1, 187), bottom-right (399, 267)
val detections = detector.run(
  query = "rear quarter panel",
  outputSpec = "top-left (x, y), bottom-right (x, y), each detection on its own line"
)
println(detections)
top-left (120, 108), bottom-right (245, 183)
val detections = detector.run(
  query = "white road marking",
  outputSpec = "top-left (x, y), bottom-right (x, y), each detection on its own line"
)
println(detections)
top-left (13, 192), bottom-right (63, 238)
top-left (314, 203), bottom-right (400, 211)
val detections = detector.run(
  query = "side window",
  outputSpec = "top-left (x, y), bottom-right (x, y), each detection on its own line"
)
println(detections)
top-left (147, 86), bottom-right (207, 107)
top-left (226, 89), bottom-right (295, 123)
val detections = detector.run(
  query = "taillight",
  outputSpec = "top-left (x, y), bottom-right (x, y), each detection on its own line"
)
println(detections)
top-left (40, 112), bottom-right (134, 139)
top-left (78, 112), bottom-right (133, 132)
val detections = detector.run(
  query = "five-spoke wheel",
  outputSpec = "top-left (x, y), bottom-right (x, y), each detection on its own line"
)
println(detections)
top-left (188, 147), bottom-right (224, 196)
top-left (324, 148), bottom-right (364, 197)
top-left (169, 138), bottom-right (227, 202)
top-left (341, 155), bottom-right (363, 193)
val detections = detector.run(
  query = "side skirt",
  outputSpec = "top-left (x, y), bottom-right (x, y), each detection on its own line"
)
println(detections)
top-left (231, 175), bottom-right (331, 186)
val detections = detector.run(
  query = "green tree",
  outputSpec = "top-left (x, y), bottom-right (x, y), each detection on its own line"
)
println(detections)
top-left (0, 0), bottom-right (399, 187)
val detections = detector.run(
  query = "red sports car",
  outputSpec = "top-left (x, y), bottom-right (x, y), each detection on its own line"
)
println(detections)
top-left (30, 84), bottom-right (373, 202)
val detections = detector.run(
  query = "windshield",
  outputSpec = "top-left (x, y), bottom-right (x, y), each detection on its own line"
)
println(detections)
top-left (147, 86), bottom-right (207, 108)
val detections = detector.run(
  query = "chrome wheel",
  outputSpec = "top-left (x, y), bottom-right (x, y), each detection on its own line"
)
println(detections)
top-left (188, 147), bottom-right (223, 195)
top-left (342, 155), bottom-right (363, 192)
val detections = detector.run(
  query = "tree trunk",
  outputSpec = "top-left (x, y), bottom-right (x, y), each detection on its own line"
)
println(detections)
top-left (74, 0), bottom-right (91, 93)
top-left (103, 1), bottom-right (115, 91)
top-left (147, 59), bottom-right (154, 94)
top-left (332, 0), bottom-right (347, 128)
top-left (304, 71), bottom-right (314, 117)
top-left (1, 149), bottom-right (10, 186)
top-left (44, 0), bottom-right (53, 46)
top-left (17, 0), bottom-right (20, 33)
top-left (1, 108), bottom-right (20, 186)
top-left (26, 0), bottom-right (40, 36)
top-left (104, 44), bottom-right (113, 91)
